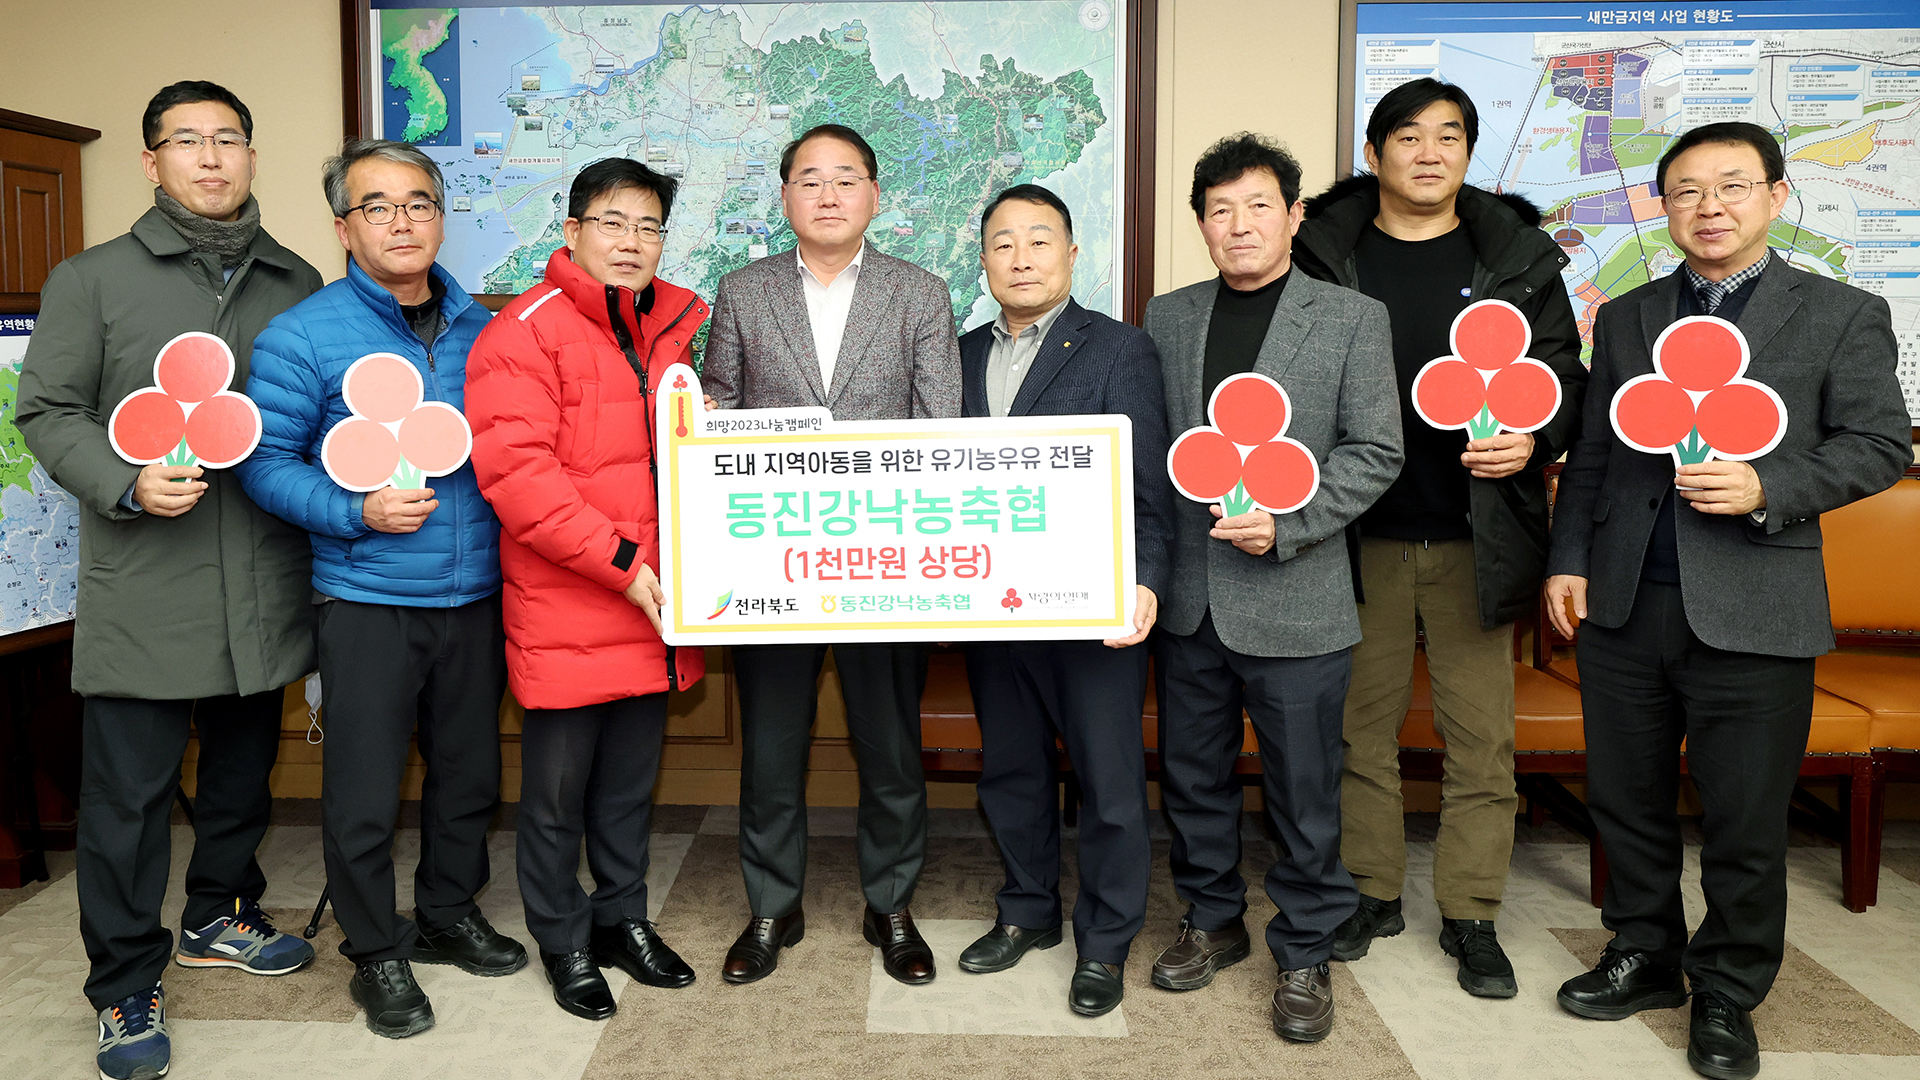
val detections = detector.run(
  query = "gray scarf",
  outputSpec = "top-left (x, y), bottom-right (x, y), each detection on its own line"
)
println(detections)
top-left (153, 188), bottom-right (262, 269)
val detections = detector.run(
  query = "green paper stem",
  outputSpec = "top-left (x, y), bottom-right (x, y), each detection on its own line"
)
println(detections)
top-left (391, 456), bottom-right (425, 491)
top-left (165, 436), bottom-right (197, 480)
top-left (1221, 480), bottom-right (1254, 518)
top-left (1671, 427), bottom-right (1714, 466)
top-left (1466, 404), bottom-right (1502, 441)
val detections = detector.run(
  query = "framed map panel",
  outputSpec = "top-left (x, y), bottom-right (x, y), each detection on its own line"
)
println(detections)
top-left (341, 1), bottom-right (1158, 327)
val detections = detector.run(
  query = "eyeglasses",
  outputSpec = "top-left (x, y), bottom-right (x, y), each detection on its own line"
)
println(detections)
top-left (1663, 179), bottom-right (1763, 210)
top-left (784, 176), bottom-right (872, 199)
top-left (580, 216), bottom-right (667, 243)
top-left (347, 199), bottom-right (442, 225)
top-left (150, 133), bottom-right (250, 153)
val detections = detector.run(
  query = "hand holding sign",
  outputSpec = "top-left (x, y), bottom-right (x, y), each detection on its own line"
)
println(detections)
top-left (1167, 372), bottom-right (1320, 518)
top-left (1609, 316), bottom-right (1786, 467)
top-left (1411, 300), bottom-right (1562, 440)
top-left (321, 353), bottom-right (473, 492)
top-left (108, 332), bottom-right (264, 470)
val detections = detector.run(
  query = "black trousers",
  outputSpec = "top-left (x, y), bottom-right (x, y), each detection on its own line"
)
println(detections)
top-left (965, 639), bottom-right (1151, 964)
top-left (732, 642), bottom-right (928, 918)
top-left (76, 691), bottom-right (282, 1010)
top-left (1577, 580), bottom-right (1814, 1009)
top-left (516, 693), bottom-right (667, 954)
top-left (1155, 612), bottom-right (1357, 971)
top-left (317, 595), bottom-right (507, 963)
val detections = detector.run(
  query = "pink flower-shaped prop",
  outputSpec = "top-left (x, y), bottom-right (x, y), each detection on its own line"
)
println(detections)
top-left (107, 332), bottom-right (263, 469)
top-left (1410, 300), bottom-right (1563, 440)
top-left (320, 353), bottom-right (473, 492)
top-left (1166, 372), bottom-right (1320, 516)
top-left (1609, 316), bottom-right (1786, 467)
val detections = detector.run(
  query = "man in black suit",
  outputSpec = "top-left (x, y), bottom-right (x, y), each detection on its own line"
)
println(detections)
top-left (1545, 122), bottom-right (1909, 1080)
top-left (954, 185), bottom-right (1176, 1018)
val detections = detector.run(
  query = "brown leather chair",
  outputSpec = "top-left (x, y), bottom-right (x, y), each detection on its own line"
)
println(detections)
top-left (1812, 471), bottom-right (1920, 908)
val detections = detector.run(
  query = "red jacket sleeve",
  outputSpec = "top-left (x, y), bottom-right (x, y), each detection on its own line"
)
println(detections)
top-left (466, 310), bottom-right (647, 593)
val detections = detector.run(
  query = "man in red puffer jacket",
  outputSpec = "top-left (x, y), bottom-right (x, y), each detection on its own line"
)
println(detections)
top-left (465, 158), bottom-right (707, 1022)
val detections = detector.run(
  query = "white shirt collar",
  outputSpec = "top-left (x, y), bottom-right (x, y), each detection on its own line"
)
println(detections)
top-left (797, 241), bottom-right (865, 287)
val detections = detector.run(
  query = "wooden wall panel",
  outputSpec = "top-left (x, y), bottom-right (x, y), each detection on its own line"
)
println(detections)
top-left (0, 127), bottom-right (82, 297)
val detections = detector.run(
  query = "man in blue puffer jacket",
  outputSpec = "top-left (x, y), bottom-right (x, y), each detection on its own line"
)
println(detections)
top-left (238, 139), bottom-right (522, 1040)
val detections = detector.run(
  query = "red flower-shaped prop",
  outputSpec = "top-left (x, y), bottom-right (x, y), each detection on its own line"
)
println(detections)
top-left (1166, 372), bottom-right (1320, 516)
top-left (1410, 300), bottom-right (1563, 440)
top-left (108, 332), bottom-right (264, 470)
top-left (320, 353), bottom-right (473, 492)
top-left (1609, 316), bottom-right (1786, 466)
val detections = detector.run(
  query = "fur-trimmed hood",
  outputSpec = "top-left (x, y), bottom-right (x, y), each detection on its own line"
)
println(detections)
top-left (1301, 172), bottom-right (1545, 228)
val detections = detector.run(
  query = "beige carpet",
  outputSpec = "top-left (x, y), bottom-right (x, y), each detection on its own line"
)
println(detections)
top-left (4, 811), bottom-right (1920, 1080)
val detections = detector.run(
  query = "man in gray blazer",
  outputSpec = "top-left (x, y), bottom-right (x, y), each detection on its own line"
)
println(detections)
top-left (1142, 133), bottom-right (1402, 1043)
top-left (1545, 123), bottom-right (1908, 1080)
top-left (702, 123), bottom-right (962, 987)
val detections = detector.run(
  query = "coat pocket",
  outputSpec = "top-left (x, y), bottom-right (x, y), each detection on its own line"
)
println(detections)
top-left (557, 380), bottom-right (601, 471)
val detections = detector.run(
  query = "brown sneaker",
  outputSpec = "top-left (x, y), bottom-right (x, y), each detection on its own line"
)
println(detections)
top-left (1270, 962), bottom-right (1334, 1042)
top-left (1150, 916), bottom-right (1251, 991)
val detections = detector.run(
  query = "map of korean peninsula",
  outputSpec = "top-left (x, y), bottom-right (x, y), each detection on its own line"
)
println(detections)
top-left (373, 2), bottom-right (1126, 332)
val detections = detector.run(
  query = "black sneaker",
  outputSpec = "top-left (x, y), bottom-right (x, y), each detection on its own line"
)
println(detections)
top-left (1438, 919), bottom-right (1517, 998)
top-left (348, 959), bottom-right (434, 1039)
top-left (412, 911), bottom-right (528, 977)
top-left (1331, 895), bottom-right (1404, 961)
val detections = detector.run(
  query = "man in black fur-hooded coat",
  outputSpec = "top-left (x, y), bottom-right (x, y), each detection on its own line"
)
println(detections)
top-left (1291, 78), bottom-right (1586, 999)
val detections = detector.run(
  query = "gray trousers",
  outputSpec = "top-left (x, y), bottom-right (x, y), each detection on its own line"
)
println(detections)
top-left (516, 693), bottom-right (667, 954)
top-left (732, 642), bottom-right (929, 918)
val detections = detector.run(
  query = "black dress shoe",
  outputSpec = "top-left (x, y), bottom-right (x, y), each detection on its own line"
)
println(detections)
top-left (1556, 947), bottom-right (1688, 1020)
top-left (591, 918), bottom-right (695, 989)
top-left (1688, 990), bottom-right (1760, 1080)
top-left (1150, 915), bottom-right (1251, 990)
top-left (412, 911), bottom-right (529, 977)
top-left (1331, 895), bottom-right (1405, 961)
top-left (862, 906), bottom-right (935, 985)
top-left (348, 958), bottom-right (434, 1039)
top-left (1069, 959), bottom-right (1124, 1017)
top-left (721, 910), bottom-right (805, 984)
top-left (541, 948), bottom-right (617, 1021)
top-left (958, 923), bottom-right (1064, 974)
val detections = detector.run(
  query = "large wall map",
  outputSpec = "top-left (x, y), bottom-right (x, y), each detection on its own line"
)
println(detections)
top-left (1352, 0), bottom-right (1920, 422)
top-left (0, 318), bottom-right (80, 637)
top-left (371, 1), bottom-right (1129, 333)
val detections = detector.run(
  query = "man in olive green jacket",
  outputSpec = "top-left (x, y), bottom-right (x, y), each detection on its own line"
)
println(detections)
top-left (17, 81), bottom-right (320, 1080)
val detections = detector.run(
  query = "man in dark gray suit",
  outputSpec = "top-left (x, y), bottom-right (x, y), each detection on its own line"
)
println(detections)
top-left (1142, 133), bottom-right (1402, 1043)
top-left (952, 185), bottom-right (1176, 1018)
top-left (1545, 122), bottom-right (1908, 1080)
top-left (702, 123), bottom-right (962, 987)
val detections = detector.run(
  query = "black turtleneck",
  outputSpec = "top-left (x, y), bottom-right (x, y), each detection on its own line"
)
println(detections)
top-left (1353, 222), bottom-right (1477, 540)
top-left (398, 274), bottom-right (448, 349)
top-left (1203, 270), bottom-right (1290, 405)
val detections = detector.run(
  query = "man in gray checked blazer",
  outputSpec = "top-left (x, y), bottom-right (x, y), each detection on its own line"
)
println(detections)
top-left (1545, 123), bottom-right (1908, 1080)
top-left (701, 124), bottom-right (962, 989)
top-left (1141, 133), bottom-right (1402, 1044)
